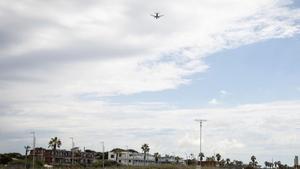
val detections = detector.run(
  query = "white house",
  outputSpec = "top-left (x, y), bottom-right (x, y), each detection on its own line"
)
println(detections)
top-left (108, 149), bottom-right (184, 166)
top-left (108, 150), bottom-right (155, 166)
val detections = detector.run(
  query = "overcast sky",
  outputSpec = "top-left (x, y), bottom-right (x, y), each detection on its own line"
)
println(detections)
top-left (1, 0), bottom-right (300, 165)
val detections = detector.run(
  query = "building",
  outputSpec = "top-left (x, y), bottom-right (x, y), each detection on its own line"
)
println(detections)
top-left (30, 147), bottom-right (96, 166)
top-left (295, 156), bottom-right (299, 169)
top-left (108, 149), bottom-right (184, 166)
top-left (108, 149), bottom-right (155, 166)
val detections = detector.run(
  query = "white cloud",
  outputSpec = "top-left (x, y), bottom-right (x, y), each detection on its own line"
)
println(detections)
top-left (209, 98), bottom-right (221, 105)
top-left (1, 99), bottom-right (300, 164)
top-left (0, 0), bottom-right (300, 99)
top-left (220, 90), bottom-right (230, 96)
top-left (0, 0), bottom-right (300, 165)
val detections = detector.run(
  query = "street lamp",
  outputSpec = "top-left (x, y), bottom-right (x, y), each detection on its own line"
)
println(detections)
top-left (70, 137), bottom-right (75, 166)
top-left (30, 132), bottom-right (36, 169)
top-left (101, 141), bottom-right (105, 169)
top-left (126, 145), bottom-right (129, 166)
top-left (195, 119), bottom-right (207, 169)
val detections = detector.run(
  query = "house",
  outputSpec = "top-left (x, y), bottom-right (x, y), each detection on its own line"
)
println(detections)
top-left (29, 147), bottom-right (96, 166)
top-left (108, 149), bottom-right (184, 166)
top-left (108, 149), bottom-right (155, 166)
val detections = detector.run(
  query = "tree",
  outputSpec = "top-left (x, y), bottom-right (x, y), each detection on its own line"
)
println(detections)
top-left (199, 153), bottom-right (204, 161)
top-left (190, 153), bottom-right (194, 160)
top-left (48, 137), bottom-right (62, 165)
top-left (216, 153), bottom-right (221, 162)
top-left (141, 144), bottom-right (150, 166)
top-left (234, 160), bottom-right (243, 166)
top-left (0, 154), bottom-right (12, 165)
top-left (277, 161), bottom-right (282, 169)
top-left (24, 145), bottom-right (31, 169)
top-left (274, 161), bottom-right (278, 168)
top-left (265, 161), bottom-right (270, 168)
top-left (250, 155), bottom-right (257, 168)
top-left (154, 152), bottom-right (160, 164)
top-left (175, 156), bottom-right (180, 164)
top-left (226, 158), bottom-right (231, 165)
top-left (220, 159), bottom-right (226, 167)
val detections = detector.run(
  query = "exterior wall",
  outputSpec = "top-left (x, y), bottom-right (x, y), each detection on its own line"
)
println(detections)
top-left (108, 151), bottom-right (155, 166)
top-left (295, 156), bottom-right (299, 169)
top-left (30, 148), bottom-right (95, 166)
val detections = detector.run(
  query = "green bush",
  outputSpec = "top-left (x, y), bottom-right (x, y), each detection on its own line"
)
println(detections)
top-left (0, 154), bottom-right (12, 165)
top-left (92, 160), bottom-right (120, 167)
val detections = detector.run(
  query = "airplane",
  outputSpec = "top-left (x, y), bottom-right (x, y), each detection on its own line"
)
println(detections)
top-left (151, 12), bottom-right (164, 19)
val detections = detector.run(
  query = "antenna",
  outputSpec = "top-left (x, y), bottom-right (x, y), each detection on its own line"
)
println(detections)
top-left (194, 119), bottom-right (207, 169)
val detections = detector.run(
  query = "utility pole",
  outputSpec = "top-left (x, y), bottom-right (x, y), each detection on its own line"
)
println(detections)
top-left (126, 145), bottom-right (129, 167)
top-left (30, 132), bottom-right (36, 169)
top-left (70, 137), bottom-right (75, 166)
top-left (101, 141), bottom-right (105, 169)
top-left (195, 119), bottom-right (207, 169)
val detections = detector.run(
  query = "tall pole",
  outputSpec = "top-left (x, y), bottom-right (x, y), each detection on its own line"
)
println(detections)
top-left (126, 145), bottom-right (129, 167)
top-left (195, 119), bottom-right (207, 169)
top-left (101, 141), bottom-right (105, 169)
top-left (70, 137), bottom-right (74, 166)
top-left (30, 132), bottom-right (36, 169)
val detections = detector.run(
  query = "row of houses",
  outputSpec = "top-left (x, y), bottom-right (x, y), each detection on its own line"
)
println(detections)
top-left (30, 147), bottom-right (96, 166)
top-left (108, 150), bottom-right (184, 166)
top-left (29, 147), bottom-right (184, 166)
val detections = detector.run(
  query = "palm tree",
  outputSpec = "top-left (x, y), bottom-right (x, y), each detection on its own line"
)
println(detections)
top-left (48, 137), bottom-right (62, 165)
top-left (265, 161), bottom-right (270, 168)
top-left (219, 159), bottom-right (226, 167)
top-left (277, 161), bottom-right (282, 169)
top-left (274, 161), bottom-right (278, 168)
top-left (24, 145), bottom-right (30, 169)
top-left (141, 144), bottom-right (150, 166)
top-left (216, 153), bottom-right (221, 162)
top-left (226, 158), bottom-right (231, 166)
top-left (175, 156), bottom-right (180, 164)
top-left (251, 155), bottom-right (257, 167)
top-left (154, 152), bottom-right (160, 164)
top-left (190, 153), bottom-right (194, 160)
top-left (199, 152), bottom-right (205, 161)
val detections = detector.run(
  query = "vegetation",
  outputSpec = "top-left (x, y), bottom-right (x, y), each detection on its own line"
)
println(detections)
top-left (199, 153), bottom-right (205, 161)
top-left (48, 137), bottom-right (61, 165)
top-left (216, 153), bottom-right (221, 162)
top-left (154, 152), bottom-right (160, 164)
top-left (24, 145), bottom-right (30, 169)
top-left (141, 143), bottom-right (150, 166)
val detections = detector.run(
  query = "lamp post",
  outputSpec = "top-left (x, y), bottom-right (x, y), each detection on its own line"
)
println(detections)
top-left (101, 141), bottom-right (105, 169)
top-left (70, 137), bottom-right (74, 166)
top-left (30, 132), bottom-right (36, 169)
top-left (126, 145), bottom-right (129, 167)
top-left (195, 119), bottom-right (207, 169)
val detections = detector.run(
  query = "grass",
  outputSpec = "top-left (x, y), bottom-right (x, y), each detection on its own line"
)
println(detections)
top-left (0, 165), bottom-right (217, 169)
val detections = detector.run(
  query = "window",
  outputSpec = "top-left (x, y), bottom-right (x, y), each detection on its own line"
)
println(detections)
top-left (129, 160), bottom-right (131, 163)
top-left (111, 155), bottom-right (114, 158)
top-left (119, 160), bottom-right (121, 163)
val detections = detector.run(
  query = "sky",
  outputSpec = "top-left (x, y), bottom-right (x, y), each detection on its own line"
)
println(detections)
top-left (0, 0), bottom-right (300, 166)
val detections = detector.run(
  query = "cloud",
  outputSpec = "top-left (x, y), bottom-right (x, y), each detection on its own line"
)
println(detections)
top-left (1, 99), bottom-right (300, 164)
top-left (0, 0), bottom-right (300, 165)
top-left (0, 0), bottom-right (300, 99)
top-left (209, 98), bottom-right (221, 105)
top-left (220, 90), bottom-right (230, 96)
